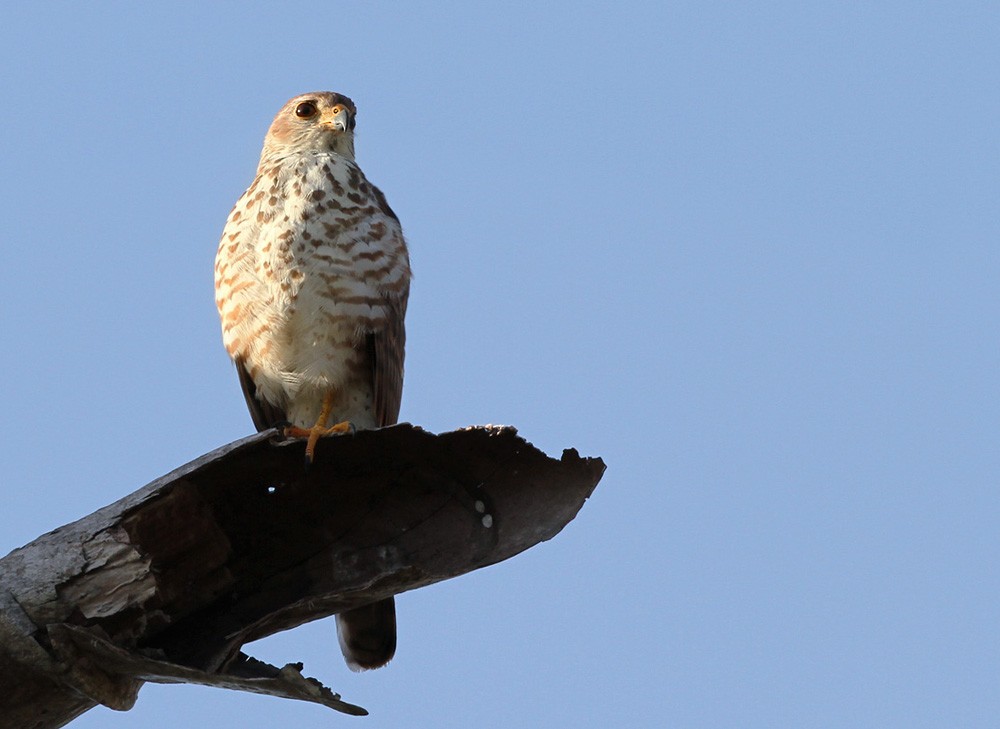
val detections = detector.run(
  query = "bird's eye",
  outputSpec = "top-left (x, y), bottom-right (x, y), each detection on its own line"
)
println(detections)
top-left (294, 101), bottom-right (318, 118)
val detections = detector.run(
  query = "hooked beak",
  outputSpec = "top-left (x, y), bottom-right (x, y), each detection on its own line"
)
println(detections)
top-left (321, 106), bottom-right (351, 133)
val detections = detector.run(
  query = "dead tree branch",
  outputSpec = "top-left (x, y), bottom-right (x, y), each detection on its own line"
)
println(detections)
top-left (0, 424), bottom-right (605, 728)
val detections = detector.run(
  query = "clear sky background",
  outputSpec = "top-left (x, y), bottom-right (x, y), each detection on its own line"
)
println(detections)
top-left (1, 3), bottom-right (998, 727)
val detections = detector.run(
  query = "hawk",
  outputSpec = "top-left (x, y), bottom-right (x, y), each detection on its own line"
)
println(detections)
top-left (214, 92), bottom-right (411, 670)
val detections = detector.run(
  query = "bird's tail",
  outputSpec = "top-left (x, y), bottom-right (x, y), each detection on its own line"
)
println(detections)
top-left (337, 597), bottom-right (397, 671)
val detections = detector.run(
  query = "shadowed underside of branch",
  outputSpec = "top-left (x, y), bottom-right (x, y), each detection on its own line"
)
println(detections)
top-left (0, 424), bottom-right (605, 728)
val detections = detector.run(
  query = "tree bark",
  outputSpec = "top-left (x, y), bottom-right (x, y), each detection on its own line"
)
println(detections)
top-left (0, 424), bottom-right (604, 728)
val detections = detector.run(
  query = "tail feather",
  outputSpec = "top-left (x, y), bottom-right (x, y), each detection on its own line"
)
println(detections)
top-left (337, 597), bottom-right (397, 671)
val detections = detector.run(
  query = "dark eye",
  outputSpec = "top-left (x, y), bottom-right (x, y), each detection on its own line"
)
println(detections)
top-left (294, 101), bottom-right (318, 118)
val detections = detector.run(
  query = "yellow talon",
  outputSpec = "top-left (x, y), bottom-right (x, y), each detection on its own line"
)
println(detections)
top-left (282, 392), bottom-right (354, 464)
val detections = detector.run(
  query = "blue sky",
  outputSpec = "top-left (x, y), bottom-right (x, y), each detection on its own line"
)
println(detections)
top-left (2, 2), bottom-right (998, 727)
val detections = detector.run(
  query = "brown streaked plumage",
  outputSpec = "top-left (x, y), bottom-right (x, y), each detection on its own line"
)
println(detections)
top-left (214, 92), bottom-right (410, 671)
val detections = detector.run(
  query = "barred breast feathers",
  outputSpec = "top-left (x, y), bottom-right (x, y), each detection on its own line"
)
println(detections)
top-left (215, 149), bottom-right (409, 408)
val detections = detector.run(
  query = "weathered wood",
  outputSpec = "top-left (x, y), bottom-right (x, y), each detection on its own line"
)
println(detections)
top-left (0, 424), bottom-right (604, 728)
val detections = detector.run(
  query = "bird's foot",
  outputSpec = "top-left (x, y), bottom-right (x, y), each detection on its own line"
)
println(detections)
top-left (283, 420), bottom-right (356, 466)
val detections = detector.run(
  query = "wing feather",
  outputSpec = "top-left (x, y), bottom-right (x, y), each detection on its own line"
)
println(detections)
top-left (369, 286), bottom-right (408, 427)
top-left (236, 358), bottom-right (287, 431)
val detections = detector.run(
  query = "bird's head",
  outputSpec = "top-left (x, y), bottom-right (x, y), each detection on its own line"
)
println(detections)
top-left (261, 92), bottom-right (358, 161)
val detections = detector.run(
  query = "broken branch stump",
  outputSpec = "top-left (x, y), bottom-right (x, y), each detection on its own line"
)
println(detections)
top-left (0, 424), bottom-right (605, 728)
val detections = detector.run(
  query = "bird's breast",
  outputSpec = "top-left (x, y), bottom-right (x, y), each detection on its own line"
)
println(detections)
top-left (224, 153), bottom-right (408, 403)
top-left (265, 156), bottom-right (406, 330)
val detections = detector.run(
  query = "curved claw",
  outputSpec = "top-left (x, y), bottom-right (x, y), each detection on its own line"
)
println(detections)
top-left (299, 420), bottom-right (355, 466)
top-left (284, 392), bottom-right (357, 467)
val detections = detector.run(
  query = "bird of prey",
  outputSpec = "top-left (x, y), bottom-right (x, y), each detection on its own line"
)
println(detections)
top-left (214, 91), bottom-right (411, 670)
